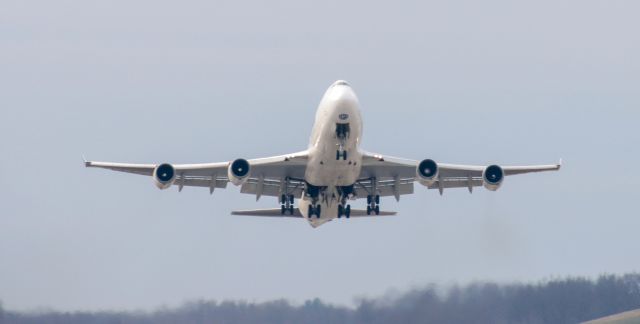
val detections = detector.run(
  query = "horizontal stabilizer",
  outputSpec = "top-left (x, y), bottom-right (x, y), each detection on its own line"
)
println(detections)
top-left (348, 209), bottom-right (397, 217)
top-left (232, 208), bottom-right (303, 218)
top-left (231, 208), bottom-right (397, 218)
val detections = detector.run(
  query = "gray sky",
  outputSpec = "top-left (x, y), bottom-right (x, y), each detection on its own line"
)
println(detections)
top-left (1, 0), bottom-right (639, 311)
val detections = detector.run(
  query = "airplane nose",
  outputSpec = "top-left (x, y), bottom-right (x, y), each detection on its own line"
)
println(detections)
top-left (332, 80), bottom-right (350, 87)
top-left (326, 80), bottom-right (358, 104)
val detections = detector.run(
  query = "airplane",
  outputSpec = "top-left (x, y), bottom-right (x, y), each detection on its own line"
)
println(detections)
top-left (85, 80), bottom-right (561, 228)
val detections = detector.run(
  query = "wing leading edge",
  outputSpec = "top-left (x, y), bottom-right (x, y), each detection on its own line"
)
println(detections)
top-left (359, 151), bottom-right (561, 197)
top-left (84, 151), bottom-right (309, 196)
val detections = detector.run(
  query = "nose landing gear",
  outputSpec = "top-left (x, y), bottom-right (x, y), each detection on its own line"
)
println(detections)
top-left (335, 123), bottom-right (350, 161)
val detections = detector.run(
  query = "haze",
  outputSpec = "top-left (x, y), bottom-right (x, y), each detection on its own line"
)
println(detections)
top-left (1, 0), bottom-right (639, 311)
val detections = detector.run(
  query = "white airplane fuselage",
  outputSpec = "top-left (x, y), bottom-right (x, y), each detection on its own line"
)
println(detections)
top-left (299, 80), bottom-right (363, 225)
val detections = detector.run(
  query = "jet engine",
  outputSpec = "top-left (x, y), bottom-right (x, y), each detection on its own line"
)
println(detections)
top-left (228, 158), bottom-right (251, 186)
top-left (417, 159), bottom-right (439, 186)
top-left (153, 163), bottom-right (176, 190)
top-left (482, 164), bottom-right (504, 191)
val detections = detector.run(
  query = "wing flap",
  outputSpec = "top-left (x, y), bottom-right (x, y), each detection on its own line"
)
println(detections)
top-left (427, 178), bottom-right (484, 190)
top-left (240, 178), bottom-right (305, 199)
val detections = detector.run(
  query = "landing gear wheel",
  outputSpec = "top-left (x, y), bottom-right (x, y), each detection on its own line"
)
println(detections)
top-left (281, 194), bottom-right (286, 204)
top-left (336, 150), bottom-right (340, 160)
top-left (337, 205), bottom-right (344, 218)
top-left (366, 205), bottom-right (372, 215)
top-left (345, 205), bottom-right (351, 218)
top-left (288, 195), bottom-right (295, 204)
top-left (367, 195), bottom-right (372, 205)
top-left (308, 205), bottom-right (314, 218)
top-left (281, 204), bottom-right (286, 215)
top-left (316, 205), bottom-right (321, 218)
top-left (374, 205), bottom-right (380, 215)
top-left (289, 205), bottom-right (294, 215)
top-left (342, 151), bottom-right (348, 160)
top-left (375, 195), bottom-right (380, 204)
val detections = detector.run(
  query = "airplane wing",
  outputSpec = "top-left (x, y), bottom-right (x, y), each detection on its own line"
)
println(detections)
top-left (358, 151), bottom-right (561, 199)
top-left (85, 151), bottom-right (309, 198)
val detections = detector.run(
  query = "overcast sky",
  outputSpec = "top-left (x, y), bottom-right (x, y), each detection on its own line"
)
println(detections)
top-left (1, 0), bottom-right (639, 311)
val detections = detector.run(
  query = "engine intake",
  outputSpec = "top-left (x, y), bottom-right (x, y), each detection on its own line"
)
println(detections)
top-left (228, 158), bottom-right (251, 186)
top-left (482, 164), bottom-right (504, 191)
top-left (153, 163), bottom-right (176, 190)
top-left (417, 159), bottom-right (439, 186)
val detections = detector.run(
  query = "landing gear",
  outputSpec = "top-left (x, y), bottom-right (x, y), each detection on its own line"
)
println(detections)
top-left (336, 123), bottom-right (350, 139)
top-left (280, 194), bottom-right (295, 215)
top-left (308, 204), bottom-right (322, 218)
top-left (335, 123), bottom-right (350, 161)
top-left (366, 195), bottom-right (380, 215)
top-left (337, 204), bottom-right (351, 218)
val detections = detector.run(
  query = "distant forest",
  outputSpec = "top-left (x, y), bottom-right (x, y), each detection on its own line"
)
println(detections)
top-left (2, 273), bottom-right (640, 324)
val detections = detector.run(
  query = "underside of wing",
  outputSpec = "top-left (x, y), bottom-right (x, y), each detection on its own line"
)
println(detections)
top-left (84, 151), bottom-right (310, 195)
top-left (359, 151), bottom-right (561, 195)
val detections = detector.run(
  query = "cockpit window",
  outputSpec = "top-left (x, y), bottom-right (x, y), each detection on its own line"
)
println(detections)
top-left (334, 80), bottom-right (349, 86)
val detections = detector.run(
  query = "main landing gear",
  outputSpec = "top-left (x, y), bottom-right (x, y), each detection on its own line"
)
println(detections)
top-left (366, 195), bottom-right (380, 215)
top-left (337, 204), bottom-right (351, 218)
top-left (308, 204), bottom-right (322, 219)
top-left (304, 182), bottom-right (323, 219)
top-left (280, 194), bottom-right (295, 215)
top-left (336, 150), bottom-right (347, 160)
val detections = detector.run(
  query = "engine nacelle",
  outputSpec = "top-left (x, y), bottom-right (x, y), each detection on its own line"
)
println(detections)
top-left (482, 164), bottom-right (504, 191)
top-left (417, 159), bottom-right (439, 186)
top-left (228, 158), bottom-right (251, 186)
top-left (153, 163), bottom-right (176, 190)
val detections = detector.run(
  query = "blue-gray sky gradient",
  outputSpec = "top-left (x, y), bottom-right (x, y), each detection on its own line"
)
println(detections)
top-left (1, 0), bottom-right (639, 311)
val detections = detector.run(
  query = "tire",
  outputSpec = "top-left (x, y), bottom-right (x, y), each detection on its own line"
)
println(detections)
top-left (375, 195), bottom-right (380, 204)
top-left (289, 195), bottom-right (294, 204)
top-left (308, 205), bottom-right (313, 218)
top-left (374, 205), bottom-right (380, 215)
top-left (336, 150), bottom-right (340, 160)
top-left (338, 205), bottom-right (343, 218)
top-left (367, 195), bottom-right (372, 204)
top-left (316, 205), bottom-right (321, 218)
top-left (289, 205), bottom-right (294, 215)
top-left (345, 205), bottom-right (351, 218)
top-left (281, 205), bottom-right (286, 215)
top-left (281, 194), bottom-right (286, 204)
top-left (366, 205), bottom-right (372, 215)
top-left (343, 151), bottom-right (348, 160)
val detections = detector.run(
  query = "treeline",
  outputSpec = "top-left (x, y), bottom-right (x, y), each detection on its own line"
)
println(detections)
top-left (2, 274), bottom-right (640, 324)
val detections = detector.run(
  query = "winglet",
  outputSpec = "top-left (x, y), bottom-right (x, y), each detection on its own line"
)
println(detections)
top-left (557, 158), bottom-right (563, 170)
top-left (83, 155), bottom-right (91, 167)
